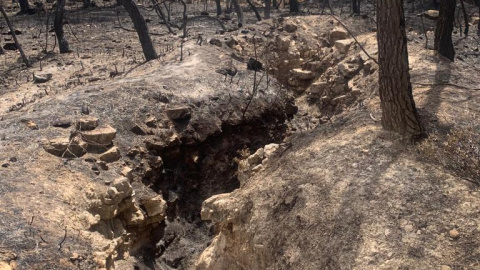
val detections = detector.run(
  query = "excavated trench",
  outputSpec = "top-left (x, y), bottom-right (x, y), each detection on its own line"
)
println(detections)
top-left (128, 109), bottom-right (289, 269)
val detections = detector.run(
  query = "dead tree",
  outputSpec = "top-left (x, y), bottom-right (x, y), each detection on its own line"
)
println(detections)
top-left (352, 0), bottom-right (360, 15)
top-left (0, 6), bottom-right (30, 66)
top-left (376, 0), bottom-right (423, 137)
top-left (434, 0), bottom-right (455, 61)
top-left (245, 0), bottom-right (261, 21)
top-left (265, 0), bottom-right (271, 19)
top-left (118, 0), bottom-right (158, 61)
top-left (214, 0), bottom-right (222, 15)
top-left (54, 0), bottom-right (71, 53)
top-left (231, 0), bottom-right (244, 27)
top-left (18, 0), bottom-right (30, 14)
top-left (289, 0), bottom-right (299, 13)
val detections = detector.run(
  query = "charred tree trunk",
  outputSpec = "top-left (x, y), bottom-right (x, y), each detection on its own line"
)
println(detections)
top-left (54, 0), bottom-right (70, 53)
top-left (289, 0), bottom-right (299, 13)
top-left (352, 0), bottom-right (360, 14)
top-left (245, 0), bottom-right (261, 21)
top-left (0, 6), bottom-right (30, 66)
top-left (376, 0), bottom-right (423, 137)
top-left (434, 0), bottom-right (455, 61)
top-left (231, 0), bottom-right (244, 27)
top-left (18, 0), bottom-right (30, 14)
top-left (215, 0), bottom-right (222, 15)
top-left (265, 0), bottom-right (271, 19)
top-left (118, 0), bottom-right (158, 61)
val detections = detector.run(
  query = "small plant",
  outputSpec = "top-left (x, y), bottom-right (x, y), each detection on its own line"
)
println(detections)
top-left (417, 123), bottom-right (480, 184)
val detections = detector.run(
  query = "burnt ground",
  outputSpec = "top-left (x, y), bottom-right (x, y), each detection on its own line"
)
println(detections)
top-left (0, 0), bottom-right (480, 269)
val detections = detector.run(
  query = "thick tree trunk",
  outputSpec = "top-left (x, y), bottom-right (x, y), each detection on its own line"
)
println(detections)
top-left (289, 0), bottom-right (299, 13)
top-left (376, 0), bottom-right (423, 137)
top-left (245, 0), bottom-right (261, 21)
top-left (215, 0), bottom-right (222, 16)
top-left (352, 0), bottom-right (360, 14)
top-left (118, 0), bottom-right (158, 61)
top-left (18, 0), bottom-right (30, 14)
top-left (265, 0), bottom-right (271, 19)
top-left (54, 0), bottom-right (70, 53)
top-left (231, 0), bottom-right (244, 27)
top-left (434, 0), bottom-right (455, 60)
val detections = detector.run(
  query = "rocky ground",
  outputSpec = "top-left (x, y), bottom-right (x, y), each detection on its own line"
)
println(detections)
top-left (1, 1), bottom-right (480, 270)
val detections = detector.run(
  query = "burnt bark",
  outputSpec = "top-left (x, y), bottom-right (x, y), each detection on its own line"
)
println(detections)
top-left (289, 0), bottom-right (299, 13)
top-left (54, 0), bottom-right (70, 53)
top-left (18, 0), bottom-right (30, 14)
top-left (434, 0), bottom-right (455, 61)
top-left (265, 0), bottom-right (271, 19)
top-left (215, 0), bottom-right (222, 15)
top-left (376, 0), bottom-right (423, 137)
top-left (245, 0), bottom-right (261, 21)
top-left (118, 0), bottom-right (158, 61)
top-left (231, 0), bottom-right (244, 27)
top-left (352, 0), bottom-right (360, 14)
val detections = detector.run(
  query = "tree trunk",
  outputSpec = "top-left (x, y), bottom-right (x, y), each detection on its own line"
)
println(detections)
top-left (265, 0), bottom-right (271, 19)
top-left (245, 0), bottom-right (261, 21)
top-left (0, 6), bottom-right (30, 66)
top-left (18, 0), bottom-right (30, 14)
top-left (231, 0), bottom-right (244, 27)
top-left (54, 0), bottom-right (70, 53)
top-left (352, 0), bottom-right (360, 15)
top-left (434, 0), bottom-right (455, 61)
top-left (215, 0), bottom-right (222, 16)
top-left (118, 0), bottom-right (158, 61)
top-left (376, 0), bottom-right (423, 137)
top-left (289, 0), bottom-right (299, 13)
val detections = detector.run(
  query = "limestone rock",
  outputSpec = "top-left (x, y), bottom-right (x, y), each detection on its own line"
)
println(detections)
top-left (141, 195), bottom-right (167, 217)
top-left (307, 81), bottom-right (329, 99)
top-left (424, 10), bottom-right (439, 20)
top-left (123, 204), bottom-right (145, 226)
top-left (0, 262), bottom-right (12, 270)
top-left (263, 143), bottom-right (279, 158)
top-left (33, 73), bottom-right (52, 83)
top-left (335, 39), bottom-right (354, 54)
top-left (329, 27), bottom-right (348, 43)
top-left (43, 136), bottom-right (87, 158)
top-left (82, 125), bottom-right (117, 146)
top-left (290, 69), bottom-right (315, 80)
top-left (111, 177), bottom-right (133, 202)
top-left (276, 35), bottom-right (292, 51)
top-left (76, 116), bottom-right (99, 131)
top-left (472, 17), bottom-right (480, 25)
top-left (247, 148), bottom-right (264, 166)
top-left (119, 166), bottom-right (133, 181)
top-left (201, 193), bottom-right (244, 223)
top-left (99, 146), bottom-right (121, 163)
top-left (166, 106), bottom-right (191, 120)
top-left (338, 62), bottom-right (360, 78)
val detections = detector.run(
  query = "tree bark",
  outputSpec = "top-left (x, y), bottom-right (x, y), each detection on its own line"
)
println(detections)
top-left (376, 0), bottom-right (423, 137)
top-left (289, 0), bottom-right (299, 13)
top-left (118, 0), bottom-right (158, 61)
top-left (54, 0), bottom-right (70, 53)
top-left (352, 0), bottom-right (360, 14)
top-left (265, 0), bottom-right (271, 19)
top-left (245, 0), bottom-right (261, 21)
top-left (215, 0), bottom-right (222, 16)
top-left (18, 0), bottom-right (30, 14)
top-left (434, 0), bottom-right (455, 61)
top-left (0, 6), bottom-right (30, 66)
top-left (231, 0), bottom-right (244, 27)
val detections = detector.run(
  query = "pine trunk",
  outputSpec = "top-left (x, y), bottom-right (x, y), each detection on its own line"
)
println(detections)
top-left (376, 0), bottom-right (423, 136)
top-left (54, 0), bottom-right (70, 53)
top-left (434, 0), bottom-right (455, 61)
top-left (118, 0), bottom-right (158, 61)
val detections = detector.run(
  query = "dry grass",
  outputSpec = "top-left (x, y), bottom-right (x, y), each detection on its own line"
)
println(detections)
top-left (417, 121), bottom-right (480, 184)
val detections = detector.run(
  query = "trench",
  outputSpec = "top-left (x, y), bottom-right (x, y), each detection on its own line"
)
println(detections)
top-left (129, 109), bottom-right (288, 269)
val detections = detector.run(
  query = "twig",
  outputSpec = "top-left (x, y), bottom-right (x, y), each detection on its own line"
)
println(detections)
top-left (58, 226), bottom-right (67, 250)
top-left (326, 13), bottom-right (378, 65)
